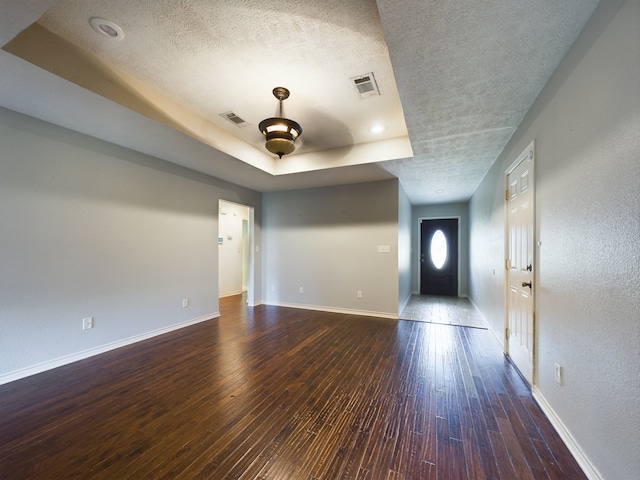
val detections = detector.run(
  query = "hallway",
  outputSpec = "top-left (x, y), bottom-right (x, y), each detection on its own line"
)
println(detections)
top-left (401, 295), bottom-right (488, 329)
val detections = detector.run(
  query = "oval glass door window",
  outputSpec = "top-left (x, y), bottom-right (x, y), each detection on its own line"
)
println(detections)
top-left (431, 229), bottom-right (448, 269)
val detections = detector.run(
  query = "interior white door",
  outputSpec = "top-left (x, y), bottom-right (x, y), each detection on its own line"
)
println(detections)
top-left (506, 143), bottom-right (535, 384)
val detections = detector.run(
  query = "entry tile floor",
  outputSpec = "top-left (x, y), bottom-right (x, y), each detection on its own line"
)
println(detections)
top-left (400, 294), bottom-right (489, 329)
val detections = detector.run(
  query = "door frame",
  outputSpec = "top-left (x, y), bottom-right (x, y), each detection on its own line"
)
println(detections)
top-left (418, 216), bottom-right (461, 296)
top-left (218, 199), bottom-right (257, 306)
top-left (504, 140), bottom-right (536, 384)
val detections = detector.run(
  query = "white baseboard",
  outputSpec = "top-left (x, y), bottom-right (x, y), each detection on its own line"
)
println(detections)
top-left (399, 293), bottom-right (411, 317)
top-left (468, 297), bottom-right (504, 348)
top-left (463, 299), bottom-right (601, 479)
top-left (264, 301), bottom-right (398, 320)
top-left (219, 290), bottom-right (243, 298)
top-left (532, 386), bottom-right (603, 480)
top-left (0, 313), bottom-right (219, 386)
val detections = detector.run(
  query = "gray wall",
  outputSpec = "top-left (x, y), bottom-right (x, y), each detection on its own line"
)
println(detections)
top-left (263, 180), bottom-right (400, 318)
top-left (469, 1), bottom-right (640, 479)
top-left (411, 202), bottom-right (469, 296)
top-left (0, 107), bottom-right (262, 382)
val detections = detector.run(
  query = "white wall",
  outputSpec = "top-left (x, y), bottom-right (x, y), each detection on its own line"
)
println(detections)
top-left (469, 1), bottom-right (640, 479)
top-left (0, 107), bottom-right (262, 383)
top-left (263, 180), bottom-right (400, 318)
top-left (412, 202), bottom-right (470, 296)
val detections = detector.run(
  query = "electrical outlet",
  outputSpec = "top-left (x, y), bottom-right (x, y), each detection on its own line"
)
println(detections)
top-left (182, 298), bottom-right (189, 308)
top-left (554, 363), bottom-right (563, 385)
top-left (82, 317), bottom-right (93, 330)
top-left (357, 291), bottom-right (363, 299)
top-left (299, 287), bottom-right (304, 294)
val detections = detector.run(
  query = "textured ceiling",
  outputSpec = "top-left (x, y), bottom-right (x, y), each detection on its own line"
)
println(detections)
top-left (0, 0), bottom-right (599, 204)
top-left (377, 0), bottom-right (600, 203)
top-left (36, 0), bottom-right (410, 156)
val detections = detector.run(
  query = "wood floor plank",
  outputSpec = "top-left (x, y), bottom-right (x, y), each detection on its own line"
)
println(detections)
top-left (460, 425), bottom-right (486, 480)
top-left (0, 295), bottom-right (587, 479)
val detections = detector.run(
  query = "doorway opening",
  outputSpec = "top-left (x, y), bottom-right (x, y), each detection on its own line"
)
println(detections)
top-left (218, 200), bottom-right (255, 305)
top-left (420, 218), bottom-right (459, 296)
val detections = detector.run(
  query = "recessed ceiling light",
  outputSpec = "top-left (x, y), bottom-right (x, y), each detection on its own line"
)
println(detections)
top-left (89, 17), bottom-right (125, 40)
top-left (369, 124), bottom-right (385, 134)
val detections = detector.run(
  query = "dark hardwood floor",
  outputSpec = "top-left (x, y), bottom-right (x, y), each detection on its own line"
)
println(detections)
top-left (0, 296), bottom-right (585, 479)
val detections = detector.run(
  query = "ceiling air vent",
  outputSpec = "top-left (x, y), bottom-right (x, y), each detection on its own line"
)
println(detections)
top-left (219, 111), bottom-right (249, 127)
top-left (351, 72), bottom-right (380, 99)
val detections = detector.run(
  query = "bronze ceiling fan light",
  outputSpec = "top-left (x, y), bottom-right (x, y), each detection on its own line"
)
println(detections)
top-left (259, 87), bottom-right (302, 159)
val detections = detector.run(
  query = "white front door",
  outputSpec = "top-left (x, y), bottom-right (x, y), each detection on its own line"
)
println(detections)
top-left (506, 142), bottom-right (535, 384)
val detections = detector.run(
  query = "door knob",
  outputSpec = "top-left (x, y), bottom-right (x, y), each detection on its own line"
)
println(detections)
top-left (522, 281), bottom-right (532, 288)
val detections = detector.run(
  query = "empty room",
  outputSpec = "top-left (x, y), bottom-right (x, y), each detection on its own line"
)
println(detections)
top-left (1, 1), bottom-right (638, 479)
